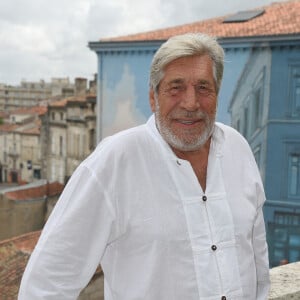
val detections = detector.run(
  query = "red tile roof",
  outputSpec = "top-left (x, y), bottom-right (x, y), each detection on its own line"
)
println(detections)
top-left (0, 231), bottom-right (41, 299)
top-left (11, 106), bottom-right (47, 116)
top-left (49, 95), bottom-right (87, 108)
top-left (0, 123), bottom-right (19, 132)
top-left (102, 0), bottom-right (300, 42)
top-left (5, 181), bottom-right (64, 201)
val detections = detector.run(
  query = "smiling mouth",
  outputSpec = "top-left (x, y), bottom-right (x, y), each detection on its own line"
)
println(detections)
top-left (176, 119), bottom-right (201, 125)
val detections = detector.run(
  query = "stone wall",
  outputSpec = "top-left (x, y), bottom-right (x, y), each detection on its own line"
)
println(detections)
top-left (268, 261), bottom-right (300, 299)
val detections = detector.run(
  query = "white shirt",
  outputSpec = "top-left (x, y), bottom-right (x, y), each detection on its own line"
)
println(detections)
top-left (18, 115), bottom-right (270, 300)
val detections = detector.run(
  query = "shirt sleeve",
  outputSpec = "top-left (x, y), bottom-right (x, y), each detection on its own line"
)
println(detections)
top-left (18, 164), bottom-right (116, 300)
top-left (253, 184), bottom-right (271, 300)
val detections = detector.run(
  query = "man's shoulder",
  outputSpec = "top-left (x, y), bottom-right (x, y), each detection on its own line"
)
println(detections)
top-left (89, 123), bottom-right (150, 160)
top-left (215, 122), bottom-right (247, 142)
top-left (215, 122), bottom-right (252, 152)
top-left (81, 123), bottom-right (151, 171)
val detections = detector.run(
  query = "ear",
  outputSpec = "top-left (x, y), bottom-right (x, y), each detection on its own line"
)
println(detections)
top-left (149, 89), bottom-right (156, 112)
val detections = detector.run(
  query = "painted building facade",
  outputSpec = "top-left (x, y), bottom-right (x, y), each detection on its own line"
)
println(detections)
top-left (89, 0), bottom-right (300, 267)
top-left (230, 39), bottom-right (300, 267)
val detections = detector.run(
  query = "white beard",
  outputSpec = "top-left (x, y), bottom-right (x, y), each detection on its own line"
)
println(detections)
top-left (154, 100), bottom-right (215, 152)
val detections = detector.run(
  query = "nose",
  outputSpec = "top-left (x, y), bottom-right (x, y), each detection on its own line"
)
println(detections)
top-left (180, 85), bottom-right (200, 111)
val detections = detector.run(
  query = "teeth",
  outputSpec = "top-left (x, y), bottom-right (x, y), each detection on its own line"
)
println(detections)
top-left (180, 120), bottom-right (194, 124)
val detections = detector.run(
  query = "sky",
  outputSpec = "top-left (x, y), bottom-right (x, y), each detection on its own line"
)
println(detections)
top-left (0, 0), bottom-right (287, 85)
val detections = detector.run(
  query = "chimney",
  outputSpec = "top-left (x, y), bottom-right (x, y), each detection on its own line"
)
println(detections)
top-left (75, 78), bottom-right (87, 96)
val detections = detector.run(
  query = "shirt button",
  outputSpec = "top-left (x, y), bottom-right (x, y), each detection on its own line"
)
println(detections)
top-left (211, 245), bottom-right (217, 251)
top-left (202, 195), bottom-right (207, 202)
top-left (221, 296), bottom-right (226, 300)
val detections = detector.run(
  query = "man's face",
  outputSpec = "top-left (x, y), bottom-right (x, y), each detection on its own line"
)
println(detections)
top-left (149, 55), bottom-right (218, 152)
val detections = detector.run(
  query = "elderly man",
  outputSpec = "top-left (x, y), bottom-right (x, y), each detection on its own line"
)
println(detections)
top-left (19, 33), bottom-right (270, 300)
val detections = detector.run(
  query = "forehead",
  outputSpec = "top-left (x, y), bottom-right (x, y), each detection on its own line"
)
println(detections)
top-left (162, 55), bottom-right (214, 83)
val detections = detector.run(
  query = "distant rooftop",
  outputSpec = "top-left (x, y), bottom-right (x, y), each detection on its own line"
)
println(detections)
top-left (0, 231), bottom-right (41, 298)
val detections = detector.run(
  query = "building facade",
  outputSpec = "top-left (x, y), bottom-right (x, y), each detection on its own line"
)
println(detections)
top-left (0, 107), bottom-right (47, 183)
top-left (0, 78), bottom-right (76, 111)
top-left (0, 76), bottom-right (97, 184)
top-left (229, 39), bottom-right (300, 267)
top-left (89, 0), bottom-right (300, 267)
top-left (47, 94), bottom-right (96, 183)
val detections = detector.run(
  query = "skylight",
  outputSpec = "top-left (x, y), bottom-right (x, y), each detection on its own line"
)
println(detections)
top-left (223, 9), bottom-right (265, 23)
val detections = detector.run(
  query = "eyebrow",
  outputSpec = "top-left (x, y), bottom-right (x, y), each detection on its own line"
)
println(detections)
top-left (167, 78), bottom-right (212, 86)
top-left (167, 78), bottom-right (185, 85)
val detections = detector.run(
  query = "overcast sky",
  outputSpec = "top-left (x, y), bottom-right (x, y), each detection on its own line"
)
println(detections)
top-left (0, 0), bottom-right (286, 85)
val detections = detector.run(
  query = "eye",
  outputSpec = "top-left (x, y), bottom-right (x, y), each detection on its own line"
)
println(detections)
top-left (168, 84), bottom-right (185, 95)
top-left (196, 84), bottom-right (207, 91)
top-left (195, 84), bottom-right (212, 96)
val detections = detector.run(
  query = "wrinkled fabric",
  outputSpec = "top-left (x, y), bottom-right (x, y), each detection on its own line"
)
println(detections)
top-left (18, 115), bottom-right (270, 300)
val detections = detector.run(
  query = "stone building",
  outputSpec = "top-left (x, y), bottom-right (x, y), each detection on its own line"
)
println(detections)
top-left (47, 93), bottom-right (96, 183)
top-left (0, 106), bottom-right (47, 183)
top-left (0, 76), bottom-right (97, 184)
top-left (0, 78), bottom-right (76, 111)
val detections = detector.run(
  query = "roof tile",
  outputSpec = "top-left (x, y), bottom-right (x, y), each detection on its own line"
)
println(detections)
top-left (102, 1), bottom-right (300, 42)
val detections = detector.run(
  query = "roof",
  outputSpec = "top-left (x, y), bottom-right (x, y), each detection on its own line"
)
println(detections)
top-left (10, 106), bottom-right (47, 116)
top-left (0, 231), bottom-right (41, 298)
top-left (101, 0), bottom-right (300, 42)
top-left (49, 95), bottom-right (87, 108)
top-left (0, 123), bottom-right (19, 132)
top-left (4, 181), bottom-right (64, 201)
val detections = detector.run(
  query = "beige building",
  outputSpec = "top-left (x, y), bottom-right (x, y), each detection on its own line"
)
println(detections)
top-left (0, 76), bottom-right (97, 184)
top-left (47, 93), bottom-right (96, 183)
top-left (0, 107), bottom-right (47, 183)
top-left (0, 78), bottom-right (77, 111)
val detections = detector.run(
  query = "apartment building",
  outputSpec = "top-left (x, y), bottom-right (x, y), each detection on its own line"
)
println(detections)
top-left (0, 77), bottom-right (76, 111)
top-left (0, 76), bottom-right (97, 184)
top-left (47, 93), bottom-right (96, 183)
top-left (0, 106), bottom-right (47, 183)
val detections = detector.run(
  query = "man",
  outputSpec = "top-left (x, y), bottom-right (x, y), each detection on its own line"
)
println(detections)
top-left (19, 33), bottom-right (270, 299)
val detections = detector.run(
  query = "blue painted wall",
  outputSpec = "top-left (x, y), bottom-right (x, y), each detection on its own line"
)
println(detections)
top-left (90, 37), bottom-right (300, 267)
top-left (229, 40), bottom-right (300, 267)
top-left (90, 40), bottom-right (252, 140)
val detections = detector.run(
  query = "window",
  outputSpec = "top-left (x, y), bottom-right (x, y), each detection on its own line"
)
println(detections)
top-left (59, 136), bottom-right (63, 156)
top-left (89, 129), bottom-right (95, 150)
top-left (268, 211), bottom-right (300, 267)
top-left (288, 154), bottom-right (300, 197)
top-left (252, 86), bottom-right (263, 133)
top-left (33, 169), bottom-right (41, 179)
top-left (60, 112), bottom-right (64, 121)
top-left (52, 112), bottom-right (55, 120)
top-left (289, 64), bottom-right (300, 117)
top-left (250, 68), bottom-right (264, 135)
top-left (243, 107), bottom-right (249, 138)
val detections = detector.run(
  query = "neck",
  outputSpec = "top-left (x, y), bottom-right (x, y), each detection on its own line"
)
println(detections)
top-left (172, 137), bottom-right (212, 192)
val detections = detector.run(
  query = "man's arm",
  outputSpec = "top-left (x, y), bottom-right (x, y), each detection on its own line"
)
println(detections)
top-left (18, 164), bottom-right (115, 299)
